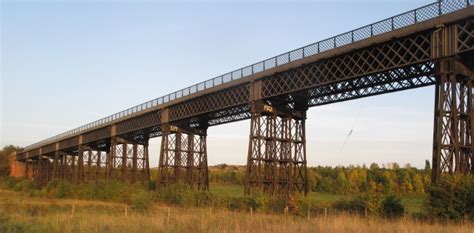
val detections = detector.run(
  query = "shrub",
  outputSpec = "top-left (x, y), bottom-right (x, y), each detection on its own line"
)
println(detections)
top-left (46, 179), bottom-right (73, 199)
top-left (130, 191), bottom-right (152, 212)
top-left (380, 195), bottom-right (405, 218)
top-left (154, 183), bottom-right (196, 206)
top-left (14, 179), bottom-right (36, 193)
top-left (333, 197), bottom-right (366, 215)
top-left (425, 174), bottom-right (474, 220)
top-left (333, 192), bottom-right (384, 216)
top-left (0, 176), bottom-right (18, 189)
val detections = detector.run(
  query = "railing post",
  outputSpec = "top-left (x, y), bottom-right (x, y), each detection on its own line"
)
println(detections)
top-left (370, 24), bottom-right (374, 36)
top-left (391, 17), bottom-right (394, 30)
top-left (438, 1), bottom-right (442, 16)
top-left (414, 10), bottom-right (417, 23)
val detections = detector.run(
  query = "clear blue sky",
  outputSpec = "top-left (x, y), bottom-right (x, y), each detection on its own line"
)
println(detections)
top-left (2, 0), bottom-right (435, 168)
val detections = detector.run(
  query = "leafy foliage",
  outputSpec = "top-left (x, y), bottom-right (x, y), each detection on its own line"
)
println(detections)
top-left (425, 174), bottom-right (474, 220)
top-left (381, 195), bottom-right (405, 218)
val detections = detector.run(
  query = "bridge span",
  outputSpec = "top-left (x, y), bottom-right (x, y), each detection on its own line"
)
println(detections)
top-left (16, 1), bottom-right (474, 196)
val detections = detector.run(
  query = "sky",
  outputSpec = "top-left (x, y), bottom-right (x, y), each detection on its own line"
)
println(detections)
top-left (1, 0), bottom-right (436, 168)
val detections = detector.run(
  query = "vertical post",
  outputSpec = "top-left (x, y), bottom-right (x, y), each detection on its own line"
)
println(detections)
top-left (132, 144), bottom-right (138, 183)
top-left (107, 138), bottom-right (116, 181)
top-left (37, 155), bottom-right (43, 186)
top-left (432, 73), bottom-right (441, 183)
top-left (24, 160), bottom-right (29, 178)
top-left (71, 155), bottom-right (76, 183)
top-left (52, 151), bottom-right (59, 180)
top-left (75, 146), bottom-right (84, 184)
top-left (174, 132), bottom-right (182, 183)
top-left (187, 134), bottom-right (195, 187)
top-left (201, 134), bottom-right (209, 190)
top-left (87, 149), bottom-right (92, 183)
top-left (121, 143), bottom-right (127, 182)
top-left (301, 118), bottom-right (308, 195)
top-left (144, 142), bottom-right (150, 182)
top-left (96, 151), bottom-right (101, 183)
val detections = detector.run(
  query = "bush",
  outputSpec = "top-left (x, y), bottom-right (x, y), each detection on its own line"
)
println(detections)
top-left (0, 176), bottom-right (18, 189)
top-left (154, 183), bottom-right (196, 206)
top-left (425, 174), bottom-right (474, 220)
top-left (333, 192), bottom-right (384, 216)
top-left (130, 191), bottom-right (152, 212)
top-left (46, 179), bottom-right (73, 199)
top-left (333, 197), bottom-right (366, 215)
top-left (14, 179), bottom-right (36, 193)
top-left (380, 195), bottom-right (404, 218)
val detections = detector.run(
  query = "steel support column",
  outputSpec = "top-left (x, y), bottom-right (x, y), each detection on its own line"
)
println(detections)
top-left (108, 137), bottom-right (149, 183)
top-left (75, 146), bottom-right (84, 184)
top-left (245, 102), bottom-right (307, 196)
top-left (432, 59), bottom-right (474, 182)
top-left (36, 155), bottom-right (52, 187)
top-left (157, 124), bottom-right (208, 189)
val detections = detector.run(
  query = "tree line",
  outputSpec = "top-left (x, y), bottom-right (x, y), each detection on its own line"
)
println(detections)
top-left (209, 162), bottom-right (432, 195)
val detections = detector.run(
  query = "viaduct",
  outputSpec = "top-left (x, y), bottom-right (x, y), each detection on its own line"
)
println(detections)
top-left (15, 1), bottom-right (474, 196)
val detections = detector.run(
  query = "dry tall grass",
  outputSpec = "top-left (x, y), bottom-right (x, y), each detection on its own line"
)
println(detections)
top-left (0, 189), bottom-right (472, 233)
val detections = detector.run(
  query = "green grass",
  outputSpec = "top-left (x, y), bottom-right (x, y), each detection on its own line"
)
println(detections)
top-left (209, 183), bottom-right (426, 214)
top-left (209, 183), bottom-right (244, 198)
top-left (401, 193), bottom-right (426, 214)
top-left (1, 189), bottom-right (471, 233)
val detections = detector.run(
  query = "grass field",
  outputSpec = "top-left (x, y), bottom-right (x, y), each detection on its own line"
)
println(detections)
top-left (210, 183), bottom-right (426, 214)
top-left (0, 188), bottom-right (472, 233)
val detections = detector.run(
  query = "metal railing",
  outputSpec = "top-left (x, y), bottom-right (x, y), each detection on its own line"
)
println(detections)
top-left (23, 0), bottom-right (472, 151)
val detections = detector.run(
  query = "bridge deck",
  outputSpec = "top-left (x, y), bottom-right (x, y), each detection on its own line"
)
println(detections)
top-left (17, 1), bottom-right (474, 161)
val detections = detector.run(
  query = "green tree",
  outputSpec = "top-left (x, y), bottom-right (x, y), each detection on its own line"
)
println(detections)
top-left (400, 172), bottom-right (413, 193)
top-left (424, 160), bottom-right (431, 172)
top-left (412, 173), bottom-right (424, 193)
top-left (336, 171), bottom-right (350, 194)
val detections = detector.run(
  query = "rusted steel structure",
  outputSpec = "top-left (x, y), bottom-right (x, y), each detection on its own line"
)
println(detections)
top-left (16, 1), bottom-right (474, 196)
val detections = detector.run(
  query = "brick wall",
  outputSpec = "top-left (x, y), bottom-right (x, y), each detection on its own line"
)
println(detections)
top-left (8, 153), bottom-right (32, 178)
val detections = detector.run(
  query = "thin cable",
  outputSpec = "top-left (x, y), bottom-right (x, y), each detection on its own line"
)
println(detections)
top-left (339, 99), bottom-right (365, 153)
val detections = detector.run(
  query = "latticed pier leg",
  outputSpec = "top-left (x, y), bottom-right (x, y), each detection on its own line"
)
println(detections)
top-left (432, 59), bottom-right (474, 182)
top-left (36, 155), bottom-right (52, 187)
top-left (82, 148), bottom-right (103, 183)
top-left (245, 102), bottom-right (307, 196)
top-left (132, 142), bottom-right (150, 184)
top-left (108, 138), bottom-right (124, 181)
top-left (158, 124), bottom-right (208, 189)
top-left (75, 146), bottom-right (84, 184)
top-left (107, 137), bottom-right (149, 183)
